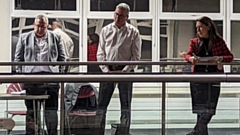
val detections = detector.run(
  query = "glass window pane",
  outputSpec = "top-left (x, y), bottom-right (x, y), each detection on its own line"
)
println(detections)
top-left (233, 0), bottom-right (240, 13)
top-left (231, 21), bottom-right (240, 73)
top-left (87, 19), bottom-right (152, 72)
top-left (162, 0), bottom-right (220, 13)
top-left (11, 17), bottom-right (80, 73)
top-left (90, 0), bottom-right (149, 12)
top-left (14, 0), bottom-right (76, 11)
top-left (160, 20), bottom-right (223, 72)
top-left (12, 18), bottom-right (20, 28)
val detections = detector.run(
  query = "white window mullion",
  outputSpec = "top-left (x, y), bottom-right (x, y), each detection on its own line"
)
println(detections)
top-left (80, 0), bottom-right (87, 73)
top-left (220, 0), bottom-right (225, 16)
top-left (224, 0), bottom-right (231, 73)
top-left (76, 0), bottom-right (81, 15)
top-left (152, 0), bottom-right (159, 73)
top-left (227, 0), bottom-right (240, 86)
top-left (149, 0), bottom-right (154, 16)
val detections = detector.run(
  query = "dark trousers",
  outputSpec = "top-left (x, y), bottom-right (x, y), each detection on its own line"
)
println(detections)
top-left (87, 65), bottom-right (101, 73)
top-left (95, 66), bottom-right (133, 135)
top-left (96, 82), bottom-right (133, 135)
top-left (187, 82), bottom-right (220, 135)
top-left (24, 83), bottom-right (59, 135)
top-left (190, 82), bottom-right (220, 114)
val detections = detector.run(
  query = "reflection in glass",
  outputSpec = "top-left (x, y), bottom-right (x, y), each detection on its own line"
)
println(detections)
top-left (231, 21), bottom-right (240, 73)
top-left (159, 20), bottom-right (222, 72)
top-left (90, 0), bottom-right (149, 12)
top-left (11, 17), bottom-right (80, 73)
top-left (162, 0), bottom-right (220, 13)
top-left (87, 19), bottom-right (152, 72)
top-left (14, 0), bottom-right (76, 11)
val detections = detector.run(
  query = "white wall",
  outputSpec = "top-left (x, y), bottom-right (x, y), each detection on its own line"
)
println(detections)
top-left (0, 0), bottom-right (10, 119)
top-left (0, 0), bottom-right (10, 70)
top-left (0, 0), bottom-right (10, 89)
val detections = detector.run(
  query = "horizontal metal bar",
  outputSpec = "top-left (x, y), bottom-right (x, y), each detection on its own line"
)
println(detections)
top-left (2, 61), bottom-right (240, 66)
top-left (226, 74), bottom-right (240, 82)
top-left (160, 57), bottom-right (240, 61)
top-left (0, 74), bottom-right (231, 83)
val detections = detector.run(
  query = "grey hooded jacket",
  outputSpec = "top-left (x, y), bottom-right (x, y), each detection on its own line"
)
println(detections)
top-left (64, 83), bottom-right (98, 112)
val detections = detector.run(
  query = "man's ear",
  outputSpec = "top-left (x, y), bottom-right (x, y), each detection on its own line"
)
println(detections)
top-left (47, 24), bottom-right (51, 29)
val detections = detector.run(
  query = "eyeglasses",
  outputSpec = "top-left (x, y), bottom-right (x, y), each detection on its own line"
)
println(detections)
top-left (114, 12), bottom-right (128, 18)
top-left (35, 25), bottom-right (47, 29)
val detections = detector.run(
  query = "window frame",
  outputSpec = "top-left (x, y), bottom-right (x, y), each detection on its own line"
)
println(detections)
top-left (83, 0), bottom-right (158, 86)
top-left (158, 0), bottom-right (233, 86)
top-left (9, 0), bottom-right (237, 87)
top-left (10, 0), bottom-right (83, 73)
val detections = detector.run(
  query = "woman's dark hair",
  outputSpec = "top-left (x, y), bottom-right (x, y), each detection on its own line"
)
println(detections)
top-left (196, 16), bottom-right (221, 42)
top-left (89, 33), bottom-right (99, 45)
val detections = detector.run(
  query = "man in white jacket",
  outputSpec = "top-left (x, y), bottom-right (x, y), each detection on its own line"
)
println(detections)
top-left (51, 20), bottom-right (74, 59)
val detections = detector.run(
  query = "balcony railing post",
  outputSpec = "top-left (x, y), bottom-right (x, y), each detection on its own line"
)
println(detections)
top-left (60, 82), bottom-right (65, 135)
top-left (162, 82), bottom-right (166, 135)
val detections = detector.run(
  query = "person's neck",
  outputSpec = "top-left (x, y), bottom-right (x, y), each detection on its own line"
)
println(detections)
top-left (116, 25), bottom-right (123, 29)
top-left (200, 34), bottom-right (209, 39)
top-left (115, 23), bottom-right (125, 29)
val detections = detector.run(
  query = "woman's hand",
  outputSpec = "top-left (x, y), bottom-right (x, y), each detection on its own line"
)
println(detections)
top-left (208, 56), bottom-right (223, 63)
top-left (207, 56), bottom-right (223, 70)
top-left (189, 56), bottom-right (199, 64)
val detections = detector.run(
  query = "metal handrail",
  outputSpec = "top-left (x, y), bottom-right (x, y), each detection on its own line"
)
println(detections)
top-left (2, 61), bottom-right (240, 65)
top-left (0, 74), bottom-right (232, 83)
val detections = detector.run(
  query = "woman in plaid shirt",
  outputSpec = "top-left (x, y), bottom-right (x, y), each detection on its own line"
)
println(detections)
top-left (185, 16), bottom-right (234, 135)
top-left (87, 33), bottom-right (101, 73)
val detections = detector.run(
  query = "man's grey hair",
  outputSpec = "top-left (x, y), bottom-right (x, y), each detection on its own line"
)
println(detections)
top-left (53, 20), bottom-right (62, 29)
top-left (34, 14), bottom-right (49, 24)
top-left (116, 3), bottom-right (130, 15)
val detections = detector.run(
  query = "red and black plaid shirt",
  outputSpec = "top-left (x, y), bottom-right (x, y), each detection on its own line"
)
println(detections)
top-left (185, 37), bottom-right (234, 72)
top-left (88, 43), bottom-right (98, 61)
